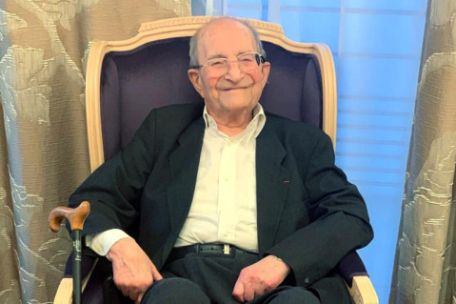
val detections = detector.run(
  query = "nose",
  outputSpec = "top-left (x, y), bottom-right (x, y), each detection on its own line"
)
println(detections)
top-left (224, 61), bottom-right (243, 82)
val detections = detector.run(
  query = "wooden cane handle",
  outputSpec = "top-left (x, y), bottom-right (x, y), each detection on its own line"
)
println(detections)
top-left (48, 201), bottom-right (91, 232)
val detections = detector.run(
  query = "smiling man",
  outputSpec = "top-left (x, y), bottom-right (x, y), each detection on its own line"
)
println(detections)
top-left (187, 18), bottom-right (270, 137)
top-left (70, 17), bottom-right (373, 304)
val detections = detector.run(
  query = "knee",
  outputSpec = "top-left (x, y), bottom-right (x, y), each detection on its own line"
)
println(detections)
top-left (269, 287), bottom-right (320, 304)
top-left (141, 278), bottom-right (210, 304)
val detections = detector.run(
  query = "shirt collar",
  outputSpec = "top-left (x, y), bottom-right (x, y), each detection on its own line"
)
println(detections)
top-left (203, 104), bottom-right (266, 139)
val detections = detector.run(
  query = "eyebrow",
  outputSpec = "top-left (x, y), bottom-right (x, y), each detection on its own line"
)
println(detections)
top-left (206, 51), bottom-right (256, 60)
top-left (206, 53), bottom-right (227, 60)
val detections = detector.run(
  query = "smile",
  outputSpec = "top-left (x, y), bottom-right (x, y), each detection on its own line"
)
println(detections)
top-left (219, 86), bottom-right (251, 91)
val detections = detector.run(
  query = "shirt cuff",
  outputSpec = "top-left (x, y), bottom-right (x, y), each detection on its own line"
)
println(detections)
top-left (85, 229), bottom-right (131, 256)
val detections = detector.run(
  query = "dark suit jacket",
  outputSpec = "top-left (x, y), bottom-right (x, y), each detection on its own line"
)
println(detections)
top-left (70, 102), bottom-right (373, 289)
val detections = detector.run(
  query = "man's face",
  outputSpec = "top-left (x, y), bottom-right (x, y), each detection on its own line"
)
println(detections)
top-left (188, 19), bottom-right (271, 118)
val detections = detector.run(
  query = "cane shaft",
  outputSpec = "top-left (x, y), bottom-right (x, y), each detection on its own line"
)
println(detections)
top-left (72, 230), bottom-right (82, 304)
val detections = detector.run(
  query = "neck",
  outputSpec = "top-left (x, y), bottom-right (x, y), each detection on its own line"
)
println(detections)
top-left (208, 108), bottom-right (254, 137)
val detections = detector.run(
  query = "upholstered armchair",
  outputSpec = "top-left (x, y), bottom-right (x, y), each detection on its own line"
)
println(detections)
top-left (51, 16), bottom-right (378, 304)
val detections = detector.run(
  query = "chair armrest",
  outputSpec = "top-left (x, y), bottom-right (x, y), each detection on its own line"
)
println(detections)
top-left (337, 251), bottom-right (379, 304)
top-left (54, 277), bottom-right (73, 304)
top-left (337, 251), bottom-right (367, 284)
top-left (53, 248), bottom-right (99, 303)
top-left (349, 275), bottom-right (378, 304)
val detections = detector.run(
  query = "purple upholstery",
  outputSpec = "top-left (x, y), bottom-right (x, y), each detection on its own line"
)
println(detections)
top-left (100, 38), bottom-right (322, 160)
top-left (337, 251), bottom-right (368, 287)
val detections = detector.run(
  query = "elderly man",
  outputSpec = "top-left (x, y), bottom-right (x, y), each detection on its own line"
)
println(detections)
top-left (70, 17), bottom-right (373, 304)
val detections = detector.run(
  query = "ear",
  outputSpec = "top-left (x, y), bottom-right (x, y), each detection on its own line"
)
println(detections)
top-left (187, 69), bottom-right (205, 98)
top-left (259, 62), bottom-right (271, 88)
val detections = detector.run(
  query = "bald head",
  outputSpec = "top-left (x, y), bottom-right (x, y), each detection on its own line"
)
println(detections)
top-left (189, 17), bottom-right (266, 68)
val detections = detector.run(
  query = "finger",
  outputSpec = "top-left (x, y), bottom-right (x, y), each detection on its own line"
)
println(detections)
top-left (135, 292), bottom-right (144, 304)
top-left (126, 288), bottom-right (141, 302)
top-left (243, 283), bottom-right (255, 302)
top-left (232, 280), bottom-right (245, 302)
top-left (151, 267), bottom-right (163, 281)
top-left (252, 284), bottom-right (268, 298)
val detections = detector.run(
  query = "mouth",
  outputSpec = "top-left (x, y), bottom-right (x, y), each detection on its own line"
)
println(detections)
top-left (219, 85), bottom-right (251, 91)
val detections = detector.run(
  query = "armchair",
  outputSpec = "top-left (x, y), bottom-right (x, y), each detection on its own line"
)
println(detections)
top-left (52, 16), bottom-right (378, 304)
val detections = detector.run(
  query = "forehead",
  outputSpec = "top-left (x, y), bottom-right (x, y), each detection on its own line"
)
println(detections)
top-left (197, 19), bottom-right (257, 57)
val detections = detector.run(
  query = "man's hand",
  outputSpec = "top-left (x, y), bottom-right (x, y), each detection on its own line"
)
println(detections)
top-left (106, 237), bottom-right (163, 303)
top-left (232, 255), bottom-right (290, 302)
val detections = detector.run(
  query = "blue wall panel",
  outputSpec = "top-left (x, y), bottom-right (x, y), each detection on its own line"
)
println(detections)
top-left (344, 0), bottom-right (427, 11)
top-left (337, 57), bottom-right (422, 97)
top-left (282, 0), bottom-right (340, 8)
top-left (340, 13), bottom-right (426, 55)
top-left (280, 10), bottom-right (340, 50)
top-left (227, 8), bottom-right (263, 18)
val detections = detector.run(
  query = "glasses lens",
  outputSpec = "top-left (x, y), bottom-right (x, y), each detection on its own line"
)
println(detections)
top-left (207, 58), bottom-right (227, 68)
top-left (202, 53), bottom-right (263, 75)
top-left (238, 53), bottom-right (256, 66)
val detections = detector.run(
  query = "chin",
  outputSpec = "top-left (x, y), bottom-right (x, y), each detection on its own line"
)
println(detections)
top-left (220, 96), bottom-right (254, 108)
top-left (221, 100), bottom-right (253, 111)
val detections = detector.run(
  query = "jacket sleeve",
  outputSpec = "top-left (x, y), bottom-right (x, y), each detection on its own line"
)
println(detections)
top-left (68, 110), bottom-right (158, 237)
top-left (266, 132), bottom-right (373, 287)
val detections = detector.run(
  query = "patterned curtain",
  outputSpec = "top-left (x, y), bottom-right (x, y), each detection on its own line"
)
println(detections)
top-left (0, 1), bottom-right (190, 302)
top-left (390, 0), bottom-right (456, 303)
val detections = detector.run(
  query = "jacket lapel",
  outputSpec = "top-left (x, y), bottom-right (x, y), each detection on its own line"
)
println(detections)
top-left (256, 123), bottom-right (290, 254)
top-left (167, 117), bottom-right (205, 233)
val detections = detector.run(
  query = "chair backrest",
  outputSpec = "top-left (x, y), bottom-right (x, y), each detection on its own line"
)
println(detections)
top-left (85, 16), bottom-right (337, 171)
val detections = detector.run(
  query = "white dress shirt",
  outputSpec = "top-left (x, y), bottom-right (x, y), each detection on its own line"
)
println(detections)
top-left (86, 105), bottom-right (266, 255)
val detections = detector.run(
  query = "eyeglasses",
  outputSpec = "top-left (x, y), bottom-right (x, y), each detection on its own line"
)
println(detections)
top-left (191, 52), bottom-right (266, 75)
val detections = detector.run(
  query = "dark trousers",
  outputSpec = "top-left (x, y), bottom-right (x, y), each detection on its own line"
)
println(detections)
top-left (140, 250), bottom-right (351, 304)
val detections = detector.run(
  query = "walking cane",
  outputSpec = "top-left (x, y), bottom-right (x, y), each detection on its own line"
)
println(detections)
top-left (49, 201), bottom-right (91, 304)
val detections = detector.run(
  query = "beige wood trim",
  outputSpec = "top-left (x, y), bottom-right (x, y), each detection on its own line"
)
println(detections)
top-left (85, 16), bottom-right (337, 170)
top-left (53, 278), bottom-right (72, 304)
top-left (53, 259), bottom-right (98, 303)
top-left (85, 41), bottom-right (108, 171)
top-left (348, 276), bottom-right (379, 304)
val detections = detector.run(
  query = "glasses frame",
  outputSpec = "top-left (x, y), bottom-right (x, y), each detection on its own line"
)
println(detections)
top-left (189, 52), bottom-right (266, 72)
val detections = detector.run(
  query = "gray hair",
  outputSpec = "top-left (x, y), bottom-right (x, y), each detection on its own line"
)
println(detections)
top-left (189, 17), bottom-right (266, 68)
